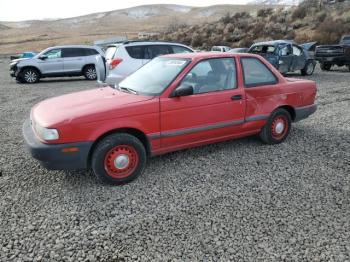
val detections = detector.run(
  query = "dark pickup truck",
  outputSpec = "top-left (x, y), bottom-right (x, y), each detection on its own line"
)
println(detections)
top-left (315, 35), bottom-right (350, 71)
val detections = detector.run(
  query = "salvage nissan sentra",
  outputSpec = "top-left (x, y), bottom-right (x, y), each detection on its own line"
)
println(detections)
top-left (23, 53), bottom-right (317, 185)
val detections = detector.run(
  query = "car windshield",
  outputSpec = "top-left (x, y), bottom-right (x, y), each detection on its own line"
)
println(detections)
top-left (342, 36), bottom-right (350, 44)
top-left (118, 57), bottom-right (189, 96)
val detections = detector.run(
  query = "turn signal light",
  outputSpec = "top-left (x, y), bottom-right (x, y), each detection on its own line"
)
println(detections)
top-left (62, 147), bottom-right (79, 153)
top-left (109, 58), bottom-right (123, 70)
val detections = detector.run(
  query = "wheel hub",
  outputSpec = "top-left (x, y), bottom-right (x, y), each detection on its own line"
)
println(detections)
top-left (104, 145), bottom-right (139, 179)
top-left (114, 154), bottom-right (130, 169)
top-left (275, 122), bottom-right (284, 134)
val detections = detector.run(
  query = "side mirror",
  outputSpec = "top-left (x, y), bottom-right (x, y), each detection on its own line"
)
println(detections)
top-left (39, 55), bottom-right (48, 60)
top-left (170, 84), bottom-right (194, 98)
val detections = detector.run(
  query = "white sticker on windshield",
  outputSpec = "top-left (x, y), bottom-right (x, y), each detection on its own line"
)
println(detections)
top-left (166, 60), bottom-right (186, 66)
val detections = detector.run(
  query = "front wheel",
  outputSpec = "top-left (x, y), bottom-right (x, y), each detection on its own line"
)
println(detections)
top-left (259, 108), bottom-right (291, 144)
top-left (91, 133), bottom-right (147, 185)
top-left (83, 65), bottom-right (97, 80)
top-left (21, 68), bottom-right (40, 83)
top-left (301, 60), bottom-right (315, 76)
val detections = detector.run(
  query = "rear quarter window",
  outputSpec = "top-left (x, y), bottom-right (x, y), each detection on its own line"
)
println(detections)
top-left (125, 46), bottom-right (145, 59)
top-left (241, 57), bottom-right (278, 87)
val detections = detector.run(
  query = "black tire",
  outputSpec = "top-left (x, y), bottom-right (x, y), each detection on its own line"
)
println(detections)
top-left (21, 68), bottom-right (40, 83)
top-left (91, 133), bottom-right (147, 185)
top-left (83, 65), bottom-right (97, 80)
top-left (320, 63), bottom-right (332, 71)
top-left (348, 65), bottom-right (350, 72)
top-left (259, 108), bottom-right (292, 145)
top-left (301, 60), bottom-right (315, 76)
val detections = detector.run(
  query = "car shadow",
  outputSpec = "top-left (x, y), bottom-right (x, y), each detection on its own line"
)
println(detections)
top-left (58, 124), bottom-right (350, 188)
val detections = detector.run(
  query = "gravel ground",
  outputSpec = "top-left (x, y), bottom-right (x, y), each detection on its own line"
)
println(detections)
top-left (0, 58), bottom-right (349, 261)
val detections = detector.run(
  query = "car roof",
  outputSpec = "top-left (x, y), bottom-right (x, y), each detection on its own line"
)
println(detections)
top-left (49, 45), bottom-right (99, 49)
top-left (107, 41), bottom-right (191, 48)
top-left (162, 52), bottom-right (259, 61)
top-left (251, 40), bottom-right (295, 47)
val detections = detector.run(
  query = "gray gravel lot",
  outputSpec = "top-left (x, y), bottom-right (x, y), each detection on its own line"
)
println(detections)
top-left (0, 58), bottom-right (349, 261)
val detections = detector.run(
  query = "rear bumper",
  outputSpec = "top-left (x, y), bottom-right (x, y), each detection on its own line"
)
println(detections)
top-left (23, 119), bottom-right (93, 170)
top-left (294, 104), bottom-right (317, 122)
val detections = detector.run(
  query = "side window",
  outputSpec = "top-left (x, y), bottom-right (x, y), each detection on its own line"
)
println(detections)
top-left (181, 58), bottom-right (237, 94)
top-left (85, 48), bottom-right (99, 56)
top-left (280, 45), bottom-right (292, 56)
top-left (241, 57), bottom-right (277, 87)
top-left (171, 45), bottom-right (192, 54)
top-left (125, 46), bottom-right (144, 59)
top-left (144, 45), bottom-right (171, 59)
top-left (44, 49), bottom-right (62, 59)
top-left (62, 48), bottom-right (85, 58)
top-left (292, 46), bottom-right (302, 56)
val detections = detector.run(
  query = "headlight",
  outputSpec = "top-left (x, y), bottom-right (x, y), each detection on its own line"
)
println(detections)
top-left (278, 60), bottom-right (284, 65)
top-left (33, 121), bottom-right (59, 141)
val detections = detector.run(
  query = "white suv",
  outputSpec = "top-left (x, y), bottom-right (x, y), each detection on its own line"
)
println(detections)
top-left (104, 41), bottom-right (194, 85)
top-left (10, 45), bottom-right (104, 83)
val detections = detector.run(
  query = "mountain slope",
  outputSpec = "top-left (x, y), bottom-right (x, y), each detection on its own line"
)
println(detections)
top-left (248, 0), bottom-right (303, 5)
top-left (0, 4), bottom-right (274, 54)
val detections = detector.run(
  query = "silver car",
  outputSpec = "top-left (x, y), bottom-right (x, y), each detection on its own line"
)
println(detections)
top-left (10, 45), bottom-right (104, 83)
top-left (104, 41), bottom-right (193, 85)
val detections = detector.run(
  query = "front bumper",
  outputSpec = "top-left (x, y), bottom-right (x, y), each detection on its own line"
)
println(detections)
top-left (316, 56), bottom-right (350, 65)
top-left (294, 104), bottom-right (317, 122)
top-left (23, 119), bottom-right (93, 170)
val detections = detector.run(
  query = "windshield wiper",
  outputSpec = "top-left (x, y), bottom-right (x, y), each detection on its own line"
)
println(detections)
top-left (119, 86), bottom-right (138, 95)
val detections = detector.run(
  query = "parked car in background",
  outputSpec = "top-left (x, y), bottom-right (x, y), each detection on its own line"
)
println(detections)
top-left (211, 46), bottom-right (231, 52)
top-left (24, 52), bottom-right (317, 185)
top-left (10, 45), bottom-right (104, 83)
top-left (228, 48), bottom-right (249, 53)
top-left (10, 52), bottom-right (36, 61)
top-left (104, 41), bottom-right (193, 85)
top-left (249, 40), bottom-right (316, 76)
top-left (315, 35), bottom-right (350, 71)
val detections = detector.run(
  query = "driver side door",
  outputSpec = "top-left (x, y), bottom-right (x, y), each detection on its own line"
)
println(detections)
top-left (277, 44), bottom-right (293, 74)
top-left (159, 58), bottom-right (246, 150)
top-left (37, 48), bottom-right (64, 75)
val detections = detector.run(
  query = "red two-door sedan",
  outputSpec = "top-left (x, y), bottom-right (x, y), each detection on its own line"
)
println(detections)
top-left (23, 52), bottom-right (317, 185)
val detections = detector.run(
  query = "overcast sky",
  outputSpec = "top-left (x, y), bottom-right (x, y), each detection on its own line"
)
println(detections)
top-left (0, 0), bottom-right (249, 21)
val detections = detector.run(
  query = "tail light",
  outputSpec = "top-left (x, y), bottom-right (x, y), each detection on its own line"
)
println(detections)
top-left (109, 58), bottom-right (123, 70)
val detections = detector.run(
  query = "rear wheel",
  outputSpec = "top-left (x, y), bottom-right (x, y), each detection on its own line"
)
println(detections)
top-left (320, 63), bottom-right (332, 71)
top-left (91, 133), bottom-right (146, 185)
top-left (259, 108), bottom-right (291, 144)
top-left (21, 68), bottom-right (40, 83)
top-left (301, 60), bottom-right (315, 76)
top-left (83, 65), bottom-right (97, 80)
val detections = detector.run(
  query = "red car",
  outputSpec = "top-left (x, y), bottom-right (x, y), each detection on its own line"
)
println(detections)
top-left (23, 53), bottom-right (317, 185)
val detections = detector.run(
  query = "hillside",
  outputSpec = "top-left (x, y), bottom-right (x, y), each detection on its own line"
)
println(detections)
top-left (0, 4), bottom-right (273, 54)
top-left (248, 0), bottom-right (302, 5)
top-left (161, 0), bottom-right (350, 49)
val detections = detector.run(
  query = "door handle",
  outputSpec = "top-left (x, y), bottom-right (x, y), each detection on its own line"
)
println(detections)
top-left (231, 94), bottom-right (242, 101)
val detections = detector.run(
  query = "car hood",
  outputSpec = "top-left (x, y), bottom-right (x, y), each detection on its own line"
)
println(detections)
top-left (32, 87), bottom-right (155, 127)
top-left (12, 58), bottom-right (30, 63)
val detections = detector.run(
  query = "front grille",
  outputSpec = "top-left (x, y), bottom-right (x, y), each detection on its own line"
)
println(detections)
top-left (316, 46), bottom-right (344, 55)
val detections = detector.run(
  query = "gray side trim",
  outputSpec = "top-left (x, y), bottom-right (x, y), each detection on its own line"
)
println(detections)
top-left (149, 119), bottom-right (244, 139)
top-left (245, 115), bottom-right (269, 122)
top-left (148, 133), bottom-right (161, 140)
top-left (148, 114), bottom-right (271, 140)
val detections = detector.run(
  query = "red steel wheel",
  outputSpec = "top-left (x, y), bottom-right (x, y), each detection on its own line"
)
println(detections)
top-left (270, 115), bottom-right (289, 140)
top-left (259, 108), bottom-right (291, 144)
top-left (104, 145), bottom-right (139, 179)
